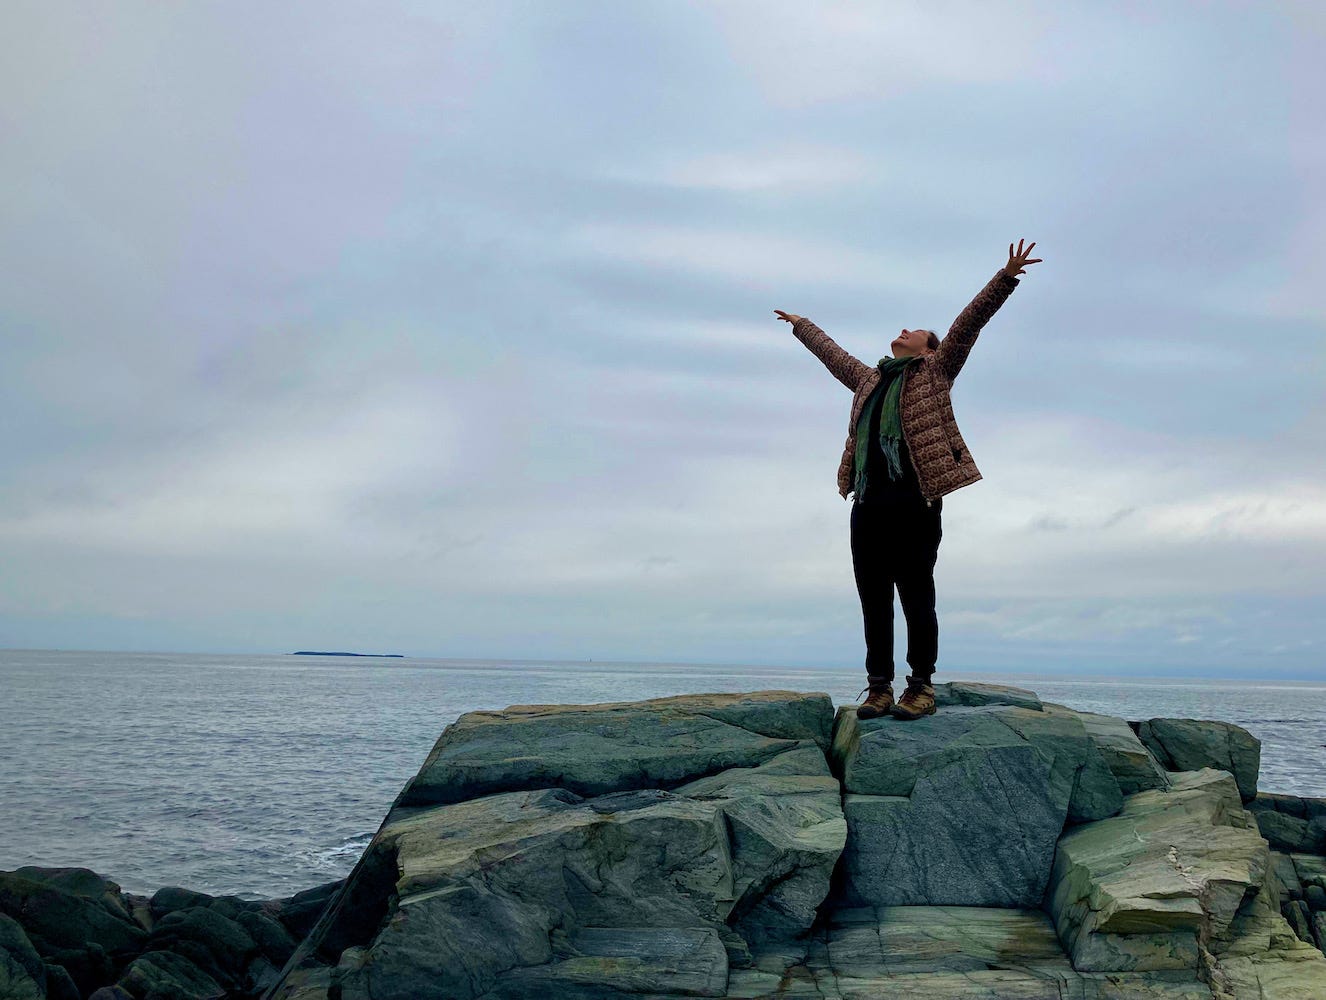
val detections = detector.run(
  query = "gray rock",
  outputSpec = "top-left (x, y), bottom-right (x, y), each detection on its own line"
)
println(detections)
top-left (1314, 912), bottom-right (1326, 954)
top-left (0, 913), bottom-right (47, 1000)
top-left (836, 748), bottom-right (1062, 908)
top-left (117, 949), bottom-right (226, 1000)
top-left (149, 887), bottom-right (214, 919)
top-left (1306, 885), bottom-right (1326, 912)
top-left (726, 905), bottom-right (1212, 998)
top-left (1047, 769), bottom-right (1269, 972)
top-left (245, 955), bottom-right (284, 997)
top-left (932, 680), bottom-right (1043, 710)
top-left (1272, 851), bottom-right (1304, 899)
top-left (88, 989), bottom-right (134, 1000)
top-left (478, 927), bottom-right (730, 998)
top-left (1135, 717), bottom-right (1261, 802)
top-left (272, 879), bottom-right (343, 940)
top-left (254, 686), bottom-right (1323, 999)
top-left (673, 745), bottom-right (845, 945)
top-left (1208, 871), bottom-right (1326, 995)
top-left (43, 962), bottom-right (79, 1000)
top-left (1309, 815), bottom-right (1326, 852)
top-left (833, 702), bottom-right (1120, 820)
top-left (207, 895), bottom-right (258, 922)
top-left (1255, 791), bottom-right (1308, 819)
top-left (1253, 808), bottom-right (1321, 853)
top-left (1005, 702), bottom-right (1126, 824)
top-left (273, 692), bottom-right (845, 1000)
top-left (1283, 899), bottom-right (1315, 943)
top-left (147, 905), bottom-right (257, 986)
top-left (1253, 795), bottom-right (1326, 850)
top-left (1070, 707), bottom-right (1172, 794)
top-left (0, 867), bottom-right (148, 996)
top-left (830, 701), bottom-right (1120, 908)
top-left (333, 786), bottom-right (735, 1000)
top-left (237, 909), bottom-right (297, 967)
top-left (1291, 853), bottom-right (1326, 895)
top-left (398, 690), bottom-right (833, 807)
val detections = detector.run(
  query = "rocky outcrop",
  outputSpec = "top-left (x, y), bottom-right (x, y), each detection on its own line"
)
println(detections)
top-left (270, 690), bottom-right (845, 1000)
top-left (1275, 851), bottom-right (1326, 955)
top-left (829, 695), bottom-right (1123, 909)
top-left (0, 868), bottom-right (338, 1000)
top-left (397, 688), bottom-right (835, 807)
top-left (1, 913), bottom-right (49, 1000)
top-left (1205, 863), bottom-right (1326, 1000)
top-left (1134, 718), bottom-right (1262, 803)
top-left (0, 868), bottom-right (147, 997)
top-left (1047, 769), bottom-right (1269, 971)
top-left (6, 682), bottom-right (1326, 1000)
top-left (1250, 793), bottom-right (1326, 854)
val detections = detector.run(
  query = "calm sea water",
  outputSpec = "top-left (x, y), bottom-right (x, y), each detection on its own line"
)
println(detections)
top-left (2, 649), bottom-right (1323, 900)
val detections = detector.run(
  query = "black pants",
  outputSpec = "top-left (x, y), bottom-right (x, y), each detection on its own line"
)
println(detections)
top-left (849, 488), bottom-right (942, 686)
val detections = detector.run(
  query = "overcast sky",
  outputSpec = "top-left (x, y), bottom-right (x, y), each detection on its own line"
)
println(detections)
top-left (2, 2), bottom-right (1322, 679)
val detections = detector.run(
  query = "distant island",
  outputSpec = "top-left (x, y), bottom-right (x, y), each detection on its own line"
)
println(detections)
top-left (288, 651), bottom-right (404, 658)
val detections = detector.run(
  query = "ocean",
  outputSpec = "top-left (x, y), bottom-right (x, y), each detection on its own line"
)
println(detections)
top-left (2, 649), bottom-right (1323, 900)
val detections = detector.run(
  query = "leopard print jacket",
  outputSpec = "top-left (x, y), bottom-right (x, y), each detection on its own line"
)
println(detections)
top-left (791, 270), bottom-right (1020, 504)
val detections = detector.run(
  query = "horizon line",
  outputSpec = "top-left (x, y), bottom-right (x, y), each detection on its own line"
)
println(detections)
top-left (2, 645), bottom-right (1323, 685)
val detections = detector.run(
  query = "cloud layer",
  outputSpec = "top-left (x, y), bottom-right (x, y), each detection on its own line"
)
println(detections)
top-left (2, 2), bottom-right (1323, 678)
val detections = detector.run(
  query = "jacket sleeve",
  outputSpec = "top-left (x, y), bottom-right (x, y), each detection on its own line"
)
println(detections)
top-left (935, 270), bottom-right (1020, 385)
top-left (791, 317), bottom-right (872, 391)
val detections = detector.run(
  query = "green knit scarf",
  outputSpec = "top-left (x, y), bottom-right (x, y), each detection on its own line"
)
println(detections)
top-left (852, 355), bottom-right (922, 501)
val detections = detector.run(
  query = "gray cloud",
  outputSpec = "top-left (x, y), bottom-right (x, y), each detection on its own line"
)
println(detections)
top-left (1, 2), bottom-right (1323, 678)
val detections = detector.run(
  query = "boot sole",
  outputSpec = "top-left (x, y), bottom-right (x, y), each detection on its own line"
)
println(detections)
top-left (856, 705), bottom-right (893, 720)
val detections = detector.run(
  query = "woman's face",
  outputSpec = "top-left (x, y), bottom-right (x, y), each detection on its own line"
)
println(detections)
top-left (891, 328), bottom-right (935, 358)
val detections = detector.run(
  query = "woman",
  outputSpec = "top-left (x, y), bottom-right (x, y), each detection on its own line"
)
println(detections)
top-left (776, 239), bottom-right (1041, 721)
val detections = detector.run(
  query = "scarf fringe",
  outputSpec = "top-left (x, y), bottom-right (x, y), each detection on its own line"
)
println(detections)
top-left (881, 436), bottom-right (904, 481)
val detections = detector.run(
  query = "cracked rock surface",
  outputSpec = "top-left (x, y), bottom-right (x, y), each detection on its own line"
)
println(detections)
top-left (256, 685), bottom-right (1326, 1000)
top-left (12, 683), bottom-right (1319, 999)
top-left (828, 697), bottom-right (1123, 908)
top-left (267, 690), bottom-right (846, 1000)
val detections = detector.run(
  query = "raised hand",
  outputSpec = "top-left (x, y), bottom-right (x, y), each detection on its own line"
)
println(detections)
top-left (774, 310), bottom-right (803, 324)
top-left (1003, 239), bottom-right (1042, 278)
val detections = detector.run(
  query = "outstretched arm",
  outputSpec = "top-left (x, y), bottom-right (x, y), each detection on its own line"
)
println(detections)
top-left (775, 310), bottom-right (872, 391)
top-left (935, 239), bottom-right (1042, 384)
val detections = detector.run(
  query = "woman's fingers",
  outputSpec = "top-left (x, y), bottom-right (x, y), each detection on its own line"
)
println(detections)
top-left (1008, 239), bottom-right (1038, 263)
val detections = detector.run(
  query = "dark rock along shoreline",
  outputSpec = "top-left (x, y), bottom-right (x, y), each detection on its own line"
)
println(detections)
top-left (4, 683), bottom-right (1326, 999)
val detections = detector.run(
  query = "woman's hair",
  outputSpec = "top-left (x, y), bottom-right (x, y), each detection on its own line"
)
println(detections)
top-left (920, 330), bottom-right (940, 351)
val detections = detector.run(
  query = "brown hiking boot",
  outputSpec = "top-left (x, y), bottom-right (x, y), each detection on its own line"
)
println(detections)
top-left (855, 683), bottom-right (894, 720)
top-left (890, 675), bottom-right (936, 720)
